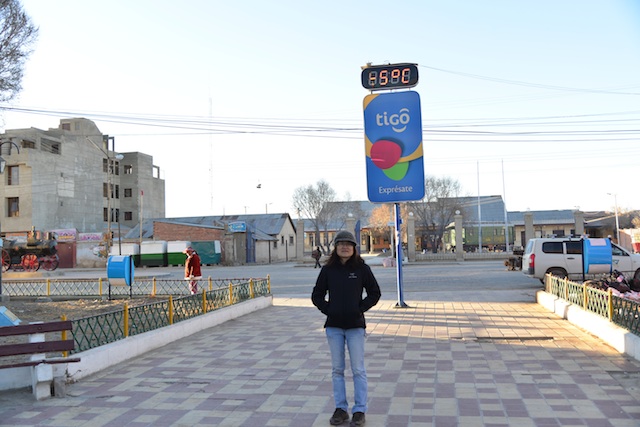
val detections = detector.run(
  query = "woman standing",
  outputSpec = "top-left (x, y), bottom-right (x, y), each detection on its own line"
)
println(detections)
top-left (311, 230), bottom-right (381, 426)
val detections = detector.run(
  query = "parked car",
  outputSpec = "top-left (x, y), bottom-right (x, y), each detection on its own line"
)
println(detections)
top-left (522, 237), bottom-right (640, 282)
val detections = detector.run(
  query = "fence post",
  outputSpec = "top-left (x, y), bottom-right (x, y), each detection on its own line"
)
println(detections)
top-left (545, 275), bottom-right (549, 293)
top-left (46, 278), bottom-right (51, 296)
top-left (168, 295), bottom-right (174, 325)
top-left (583, 283), bottom-right (588, 309)
top-left (61, 314), bottom-right (69, 357)
top-left (202, 290), bottom-right (207, 314)
top-left (123, 302), bottom-right (129, 338)
top-left (209, 277), bottom-right (212, 292)
top-left (608, 288), bottom-right (613, 321)
top-left (564, 278), bottom-right (569, 300)
top-left (249, 279), bottom-right (254, 299)
top-left (151, 278), bottom-right (157, 297)
top-left (228, 283), bottom-right (234, 305)
top-left (267, 274), bottom-right (271, 294)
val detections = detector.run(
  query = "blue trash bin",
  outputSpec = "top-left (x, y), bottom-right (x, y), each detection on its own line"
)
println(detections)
top-left (107, 255), bottom-right (135, 287)
top-left (583, 238), bottom-right (612, 275)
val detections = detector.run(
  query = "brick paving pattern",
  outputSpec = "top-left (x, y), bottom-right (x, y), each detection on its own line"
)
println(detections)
top-left (1, 297), bottom-right (640, 426)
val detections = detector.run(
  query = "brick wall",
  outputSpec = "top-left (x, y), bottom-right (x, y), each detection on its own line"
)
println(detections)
top-left (153, 222), bottom-right (225, 242)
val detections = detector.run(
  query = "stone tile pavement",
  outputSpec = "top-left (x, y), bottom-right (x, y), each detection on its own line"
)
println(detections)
top-left (1, 297), bottom-right (640, 426)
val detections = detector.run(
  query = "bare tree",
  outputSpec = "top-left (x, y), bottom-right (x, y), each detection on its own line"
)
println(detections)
top-left (291, 179), bottom-right (336, 253)
top-left (411, 175), bottom-right (464, 252)
top-left (0, 0), bottom-right (38, 103)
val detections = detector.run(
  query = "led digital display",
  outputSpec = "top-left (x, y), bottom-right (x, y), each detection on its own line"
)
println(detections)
top-left (361, 63), bottom-right (419, 90)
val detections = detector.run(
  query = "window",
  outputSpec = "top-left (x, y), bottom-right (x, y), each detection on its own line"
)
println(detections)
top-left (61, 123), bottom-right (70, 131)
top-left (41, 138), bottom-right (60, 154)
top-left (281, 236), bottom-right (285, 245)
top-left (103, 208), bottom-right (116, 222)
top-left (21, 139), bottom-right (35, 149)
top-left (124, 188), bottom-right (132, 197)
top-left (103, 183), bottom-right (108, 198)
top-left (289, 235), bottom-right (294, 245)
top-left (542, 242), bottom-right (563, 254)
top-left (7, 166), bottom-right (18, 185)
top-left (566, 241), bottom-right (582, 255)
top-left (552, 229), bottom-right (565, 237)
top-left (124, 165), bottom-right (133, 174)
top-left (7, 197), bottom-right (19, 217)
top-left (273, 241), bottom-right (278, 249)
top-left (115, 185), bottom-right (120, 199)
top-left (103, 159), bottom-right (108, 173)
top-left (612, 244), bottom-right (628, 257)
top-left (124, 211), bottom-right (133, 221)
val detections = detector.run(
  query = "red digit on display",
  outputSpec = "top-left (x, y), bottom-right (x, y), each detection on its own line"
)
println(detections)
top-left (401, 68), bottom-right (411, 83)
top-left (380, 70), bottom-right (388, 86)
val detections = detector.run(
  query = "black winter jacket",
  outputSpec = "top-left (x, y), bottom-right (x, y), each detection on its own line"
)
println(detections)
top-left (311, 259), bottom-right (381, 329)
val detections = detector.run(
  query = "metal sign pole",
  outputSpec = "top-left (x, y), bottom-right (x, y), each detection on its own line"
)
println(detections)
top-left (395, 203), bottom-right (408, 308)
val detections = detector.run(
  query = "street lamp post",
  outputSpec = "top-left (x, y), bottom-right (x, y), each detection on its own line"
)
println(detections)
top-left (0, 140), bottom-right (21, 301)
top-left (608, 193), bottom-right (620, 243)
top-left (108, 136), bottom-right (123, 256)
top-left (87, 136), bottom-right (123, 258)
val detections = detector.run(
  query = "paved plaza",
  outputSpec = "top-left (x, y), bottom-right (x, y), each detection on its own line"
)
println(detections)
top-left (2, 288), bottom-right (640, 426)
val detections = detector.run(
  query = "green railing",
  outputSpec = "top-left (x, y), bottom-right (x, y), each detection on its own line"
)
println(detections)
top-left (69, 278), bottom-right (270, 353)
top-left (2, 277), bottom-right (258, 298)
top-left (3, 276), bottom-right (270, 354)
top-left (545, 275), bottom-right (640, 336)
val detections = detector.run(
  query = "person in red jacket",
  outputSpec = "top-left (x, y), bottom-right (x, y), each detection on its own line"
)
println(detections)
top-left (183, 247), bottom-right (202, 294)
top-left (311, 230), bottom-right (381, 427)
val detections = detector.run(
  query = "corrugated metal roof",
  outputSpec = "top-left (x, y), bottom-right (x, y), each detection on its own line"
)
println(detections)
top-left (508, 209), bottom-right (576, 225)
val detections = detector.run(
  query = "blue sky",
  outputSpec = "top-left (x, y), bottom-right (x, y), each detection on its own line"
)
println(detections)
top-left (3, 0), bottom-right (640, 218)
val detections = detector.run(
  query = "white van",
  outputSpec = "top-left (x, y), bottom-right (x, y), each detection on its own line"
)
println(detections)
top-left (522, 237), bottom-right (640, 282)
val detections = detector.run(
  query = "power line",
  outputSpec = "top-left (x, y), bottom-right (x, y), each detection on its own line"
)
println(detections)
top-left (419, 64), bottom-right (640, 96)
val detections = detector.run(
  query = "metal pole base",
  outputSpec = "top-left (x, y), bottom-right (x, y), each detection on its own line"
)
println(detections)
top-left (394, 301), bottom-right (410, 308)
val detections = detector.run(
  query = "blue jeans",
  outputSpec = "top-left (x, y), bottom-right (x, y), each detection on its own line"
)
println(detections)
top-left (326, 327), bottom-right (368, 414)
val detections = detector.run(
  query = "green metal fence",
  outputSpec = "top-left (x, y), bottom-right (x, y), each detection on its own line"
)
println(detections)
top-left (2, 277), bottom-right (258, 298)
top-left (3, 276), bottom-right (270, 354)
top-left (545, 275), bottom-right (640, 336)
top-left (69, 278), bottom-right (270, 353)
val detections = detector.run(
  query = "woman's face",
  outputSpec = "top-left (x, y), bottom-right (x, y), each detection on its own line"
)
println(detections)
top-left (336, 241), bottom-right (355, 262)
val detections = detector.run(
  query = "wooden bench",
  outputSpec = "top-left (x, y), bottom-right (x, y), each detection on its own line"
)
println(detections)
top-left (0, 320), bottom-right (81, 400)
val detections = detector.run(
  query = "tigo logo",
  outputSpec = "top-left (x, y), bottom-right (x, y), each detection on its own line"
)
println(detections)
top-left (375, 108), bottom-right (410, 133)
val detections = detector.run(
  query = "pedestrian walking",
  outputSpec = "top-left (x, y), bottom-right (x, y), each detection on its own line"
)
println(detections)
top-left (312, 245), bottom-right (322, 268)
top-left (183, 246), bottom-right (202, 294)
top-left (311, 230), bottom-right (381, 426)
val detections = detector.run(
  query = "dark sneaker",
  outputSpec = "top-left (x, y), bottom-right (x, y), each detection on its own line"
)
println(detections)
top-left (330, 408), bottom-right (349, 425)
top-left (350, 412), bottom-right (366, 426)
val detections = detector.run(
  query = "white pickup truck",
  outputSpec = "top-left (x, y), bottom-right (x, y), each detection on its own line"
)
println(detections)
top-left (522, 237), bottom-right (640, 282)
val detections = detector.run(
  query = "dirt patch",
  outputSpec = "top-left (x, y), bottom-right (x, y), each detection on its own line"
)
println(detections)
top-left (1, 297), bottom-right (164, 323)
